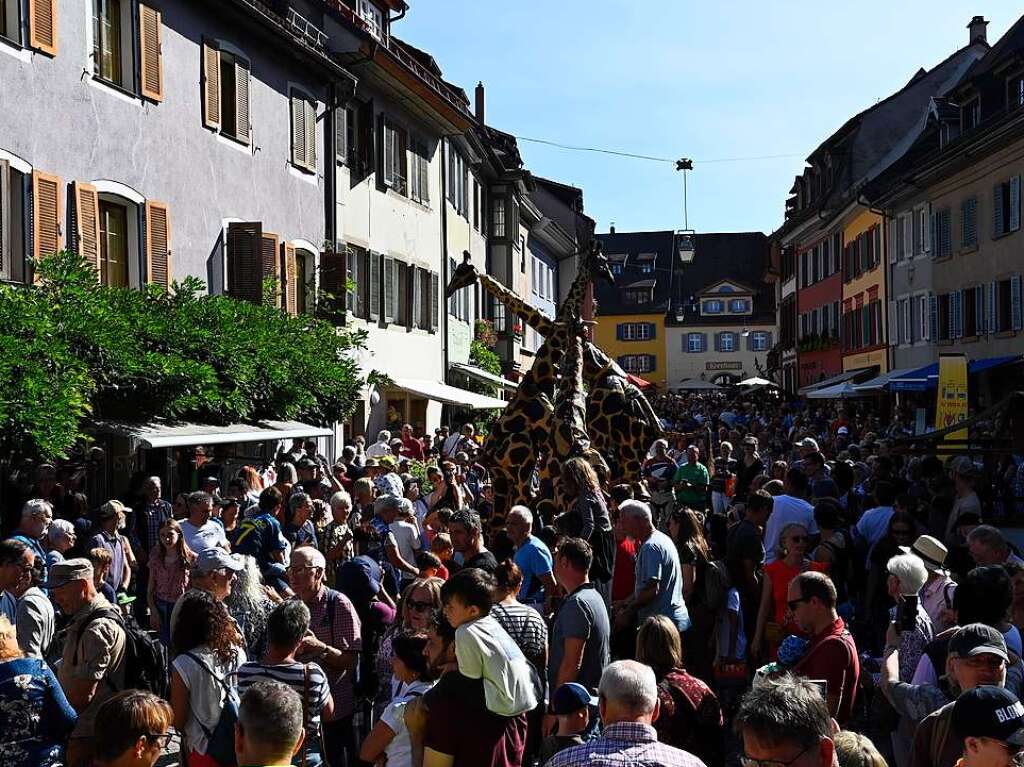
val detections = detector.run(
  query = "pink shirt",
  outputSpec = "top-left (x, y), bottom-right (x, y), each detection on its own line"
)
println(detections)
top-left (148, 552), bottom-right (189, 603)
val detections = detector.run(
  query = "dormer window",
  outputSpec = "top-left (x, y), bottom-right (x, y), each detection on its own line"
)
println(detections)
top-left (1009, 72), bottom-right (1024, 110)
top-left (610, 263), bottom-right (623, 275)
top-left (358, 0), bottom-right (385, 40)
top-left (729, 299), bottom-right (750, 313)
top-left (703, 300), bottom-right (723, 314)
top-left (638, 263), bottom-right (653, 274)
top-left (961, 97), bottom-right (981, 132)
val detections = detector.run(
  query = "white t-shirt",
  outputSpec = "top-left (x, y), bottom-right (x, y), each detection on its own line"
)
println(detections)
top-left (763, 494), bottom-right (818, 563)
top-left (389, 519), bottom-right (421, 568)
top-left (380, 679), bottom-right (435, 767)
top-left (454, 614), bottom-right (538, 717)
top-left (171, 645), bottom-right (246, 756)
top-left (180, 520), bottom-right (228, 554)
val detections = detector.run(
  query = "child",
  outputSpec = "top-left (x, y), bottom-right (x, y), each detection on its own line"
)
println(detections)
top-left (416, 550), bottom-right (444, 580)
top-left (539, 683), bottom-right (593, 763)
top-left (147, 518), bottom-right (195, 645)
top-left (440, 568), bottom-right (538, 717)
top-left (429, 533), bottom-right (453, 579)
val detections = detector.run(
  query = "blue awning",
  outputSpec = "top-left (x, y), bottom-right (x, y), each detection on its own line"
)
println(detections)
top-left (888, 355), bottom-right (1022, 392)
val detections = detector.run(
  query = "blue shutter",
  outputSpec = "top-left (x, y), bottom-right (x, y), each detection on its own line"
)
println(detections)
top-left (1013, 275), bottom-right (1023, 331)
top-left (765, 331), bottom-right (773, 349)
top-left (975, 285), bottom-right (984, 337)
top-left (647, 323), bottom-right (657, 340)
top-left (1011, 176), bottom-right (1021, 232)
top-left (929, 294), bottom-right (938, 341)
top-left (995, 183), bottom-right (1005, 237)
top-left (989, 280), bottom-right (997, 333)
top-left (929, 212), bottom-right (937, 259)
top-left (714, 332), bottom-right (721, 352)
top-left (951, 292), bottom-right (962, 339)
top-left (616, 324), bottom-right (624, 341)
top-left (700, 332), bottom-right (708, 352)
top-left (647, 354), bottom-right (657, 372)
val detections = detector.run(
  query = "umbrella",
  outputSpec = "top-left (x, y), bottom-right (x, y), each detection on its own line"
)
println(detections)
top-left (676, 379), bottom-right (723, 391)
top-left (736, 376), bottom-right (777, 388)
top-left (805, 381), bottom-right (869, 399)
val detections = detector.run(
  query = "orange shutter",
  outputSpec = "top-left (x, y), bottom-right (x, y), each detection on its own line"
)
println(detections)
top-left (227, 221), bottom-right (262, 303)
top-left (28, 0), bottom-right (57, 56)
top-left (145, 200), bottom-right (171, 288)
top-left (32, 171), bottom-right (62, 269)
top-left (139, 4), bottom-right (163, 102)
top-left (260, 232), bottom-right (280, 307)
top-left (202, 40), bottom-right (221, 130)
top-left (283, 242), bottom-right (298, 315)
top-left (72, 182), bottom-right (100, 272)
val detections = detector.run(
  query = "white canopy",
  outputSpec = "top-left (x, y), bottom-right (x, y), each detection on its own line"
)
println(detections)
top-left (449, 363), bottom-right (518, 392)
top-left (737, 376), bottom-right (777, 388)
top-left (676, 379), bottom-right (723, 391)
top-left (390, 378), bottom-right (508, 409)
top-left (805, 381), bottom-right (870, 399)
top-left (91, 419), bottom-right (333, 449)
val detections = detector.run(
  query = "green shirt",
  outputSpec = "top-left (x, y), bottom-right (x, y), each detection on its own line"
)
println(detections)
top-left (673, 461), bottom-right (710, 505)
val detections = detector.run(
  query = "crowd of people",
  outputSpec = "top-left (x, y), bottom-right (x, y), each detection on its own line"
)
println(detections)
top-left (1, 398), bottom-right (1024, 767)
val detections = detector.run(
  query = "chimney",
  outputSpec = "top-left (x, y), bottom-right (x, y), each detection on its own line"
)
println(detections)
top-left (968, 15), bottom-right (988, 45)
top-left (609, 223), bottom-right (616, 234)
top-left (475, 81), bottom-right (485, 125)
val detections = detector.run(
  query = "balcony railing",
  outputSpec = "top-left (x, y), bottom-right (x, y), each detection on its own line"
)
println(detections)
top-left (287, 6), bottom-right (329, 50)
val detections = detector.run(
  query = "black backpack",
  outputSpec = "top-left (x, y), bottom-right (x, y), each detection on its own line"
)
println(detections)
top-left (78, 607), bottom-right (169, 699)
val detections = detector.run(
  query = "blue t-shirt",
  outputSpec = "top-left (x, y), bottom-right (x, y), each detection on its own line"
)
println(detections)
top-left (716, 587), bottom-right (747, 660)
top-left (233, 513), bottom-right (288, 568)
top-left (635, 529), bottom-right (690, 632)
top-left (514, 535), bottom-right (553, 604)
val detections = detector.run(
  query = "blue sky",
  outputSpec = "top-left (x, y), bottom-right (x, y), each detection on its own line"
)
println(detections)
top-left (396, 1), bottom-right (1020, 235)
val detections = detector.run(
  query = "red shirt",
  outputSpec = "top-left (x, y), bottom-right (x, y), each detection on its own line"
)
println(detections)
top-left (612, 537), bottom-right (638, 601)
top-left (401, 436), bottom-right (426, 462)
top-left (792, 616), bottom-right (860, 726)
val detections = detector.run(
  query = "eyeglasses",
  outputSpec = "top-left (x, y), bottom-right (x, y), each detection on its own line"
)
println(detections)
top-left (287, 564), bottom-right (319, 575)
top-left (741, 742), bottom-right (815, 767)
top-left (145, 732), bottom-right (175, 748)
top-left (407, 599), bottom-right (433, 613)
top-left (787, 597), bottom-right (809, 612)
top-left (787, 536), bottom-right (808, 544)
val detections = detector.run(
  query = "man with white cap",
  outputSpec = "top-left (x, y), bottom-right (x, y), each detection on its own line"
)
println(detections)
top-left (909, 534), bottom-right (959, 634)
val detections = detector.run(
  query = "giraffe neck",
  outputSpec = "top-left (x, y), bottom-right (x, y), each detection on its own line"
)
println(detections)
top-left (477, 273), bottom-right (554, 336)
top-left (555, 255), bottom-right (594, 323)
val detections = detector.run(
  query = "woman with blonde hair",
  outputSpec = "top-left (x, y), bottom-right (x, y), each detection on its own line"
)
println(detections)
top-left (0, 613), bottom-right (78, 767)
top-left (558, 457), bottom-right (614, 596)
top-left (375, 577), bottom-right (442, 711)
top-left (635, 615), bottom-right (723, 766)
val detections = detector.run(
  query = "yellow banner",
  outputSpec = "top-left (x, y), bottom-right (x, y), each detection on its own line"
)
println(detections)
top-left (936, 353), bottom-right (968, 442)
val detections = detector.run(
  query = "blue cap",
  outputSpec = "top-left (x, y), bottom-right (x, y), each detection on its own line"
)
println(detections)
top-left (337, 555), bottom-right (382, 604)
top-left (192, 548), bottom-right (244, 575)
top-left (551, 683), bottom-right (597, 715)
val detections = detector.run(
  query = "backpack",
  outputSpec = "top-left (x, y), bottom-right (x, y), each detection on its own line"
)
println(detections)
top-left (78, 607), bottom-right (169, 699)
top-left (184, 651), bottom-right (240, 767)
top-left (701, 558), bottom-right (732, 614)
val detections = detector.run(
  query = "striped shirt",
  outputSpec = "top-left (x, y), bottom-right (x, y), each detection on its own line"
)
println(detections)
top-left (491, 602), bottom-right (548, 680)
top-left (237, 660), bottom-right (331, 733)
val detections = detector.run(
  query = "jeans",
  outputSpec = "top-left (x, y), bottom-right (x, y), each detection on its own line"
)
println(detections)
top-left (155, 597), bottom-right (175, 646)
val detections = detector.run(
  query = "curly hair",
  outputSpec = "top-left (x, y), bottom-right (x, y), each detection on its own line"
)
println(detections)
top-left (171, 589), bottom-right (243, 665)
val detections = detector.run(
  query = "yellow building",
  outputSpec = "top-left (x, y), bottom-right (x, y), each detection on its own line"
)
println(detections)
top-left (593, 313), bottom-right (668, 388)
top-left (841, 207), bottom-right (889, 374)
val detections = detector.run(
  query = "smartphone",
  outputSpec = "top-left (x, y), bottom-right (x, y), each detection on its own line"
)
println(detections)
top-left (897, 594), bottom-right (919, 632)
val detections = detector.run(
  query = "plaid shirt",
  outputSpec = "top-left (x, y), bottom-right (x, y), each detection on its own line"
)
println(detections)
top-left (545, 722), bottom-right (708, 767)
top-left (305, 587), bottom-right (362, 720)
top-left (137, 499), bottom-right (171, 554)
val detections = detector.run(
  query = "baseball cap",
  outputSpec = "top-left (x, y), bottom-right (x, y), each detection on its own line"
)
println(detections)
top-left (296, 457), bottom-right (318, 470)
top-left (952, 686), bottom-right (1024, 746)
top-left (98, 500), bottom-right (127, 519)
top-left (949, 623), bottom-right (1009, 663)
top-left (336, 555), bottom-right (382, 603)
top-left (797, 437), bottom-right (819, 451)
top-left (42, 558), bottom-right (94, 589)
top-left (550, 682), bottom-right (597, 715)
top-left (192, 548), bottom-right (245, 575)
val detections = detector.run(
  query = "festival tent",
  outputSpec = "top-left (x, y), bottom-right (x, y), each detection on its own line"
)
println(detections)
top-left (805, 381), bottom-right (870, 399)
top-left (676, 379), bottom-right (723, 391)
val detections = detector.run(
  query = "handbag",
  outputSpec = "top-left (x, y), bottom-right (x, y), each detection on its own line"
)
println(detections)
top-left (184, 651), bottom-right (240, 767)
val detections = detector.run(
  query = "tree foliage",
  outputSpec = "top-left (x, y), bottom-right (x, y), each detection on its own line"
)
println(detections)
top-left (0, 252), bottom-right (369, 460)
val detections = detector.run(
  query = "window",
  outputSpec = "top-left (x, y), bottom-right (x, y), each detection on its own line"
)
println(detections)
top-left (472, 179), bottom-right (480, 229)
top-left (346, 247), bottom-right (362, 316)
top-left (290, 90), bottom-right (317, 172)
top-left (937, 293), bottom-right (951, 341)
top-left (1, 0), bottom-right (21, 44)
top-left (382, 119), bottom-right (408, 195)
top-left (1009, 72), bottom-right (1024, 109)
top-left (357, 0), bottom-right (384, 40)
top-left (610, 263), bottom-right (623, 275)
top-left (638, 262), bottom-right (653, 274)
top-left (98, 199), bottom-right (130, 287)
top-left (702, 300), bottom-right (723, 314)
top-left (93, 0), bottom-right (131, 88)
top-left (729, 298), bottom-right (749, 313)
top-left (409, 139), bottom-right (430, 205)
top-left (687, 333), bottom-right (703, 353)
top-left (914, 206), bottom-right (930, 255)
top-left (0, 162), bottom-right (28, 282)
top-left (961, 196), bottom-right (978, 248)
top-left (751, 331), bottom-right (768, 351)
top-left (720, 332), bottom-right (735, 352)
top-left (293, 249), bottom-right (313, 315)
top-left (446, 146), bottom-right (468, 217)
top-left (992, 277), bottom-right (1023, 333)
top-left (918, 295), bottom-right (929, 341)
top-left (993, 176), bottom-right (1021, 238)
top-left (963, 287), bottom-right (979, 337)
top-left (625, 288), bottom-right (653, 305)
top-left (448, 257), bottom-right (471, 323)
top-left (203, 44), bottom-right (252, 144)
top-left (618, 355), bottom-right (655, 374)
top-left (491, 196), bottom-right (506, 239)
top-left (961, 97), bottom-right (981, 132)
top-left (618, 323), bottom-right (652, 341)
top-left (901, 298), bottom-right (912, 345)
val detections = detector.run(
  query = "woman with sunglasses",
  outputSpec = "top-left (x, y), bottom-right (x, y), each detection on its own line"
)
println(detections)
top-left (374, 577), bottom-right (442, 713)
top-left (751, 522), bottom-right (827, 662)
top-left (92, 690), bottom-right (173, 767)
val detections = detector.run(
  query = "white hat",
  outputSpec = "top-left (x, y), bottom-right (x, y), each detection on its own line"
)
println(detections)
top-left (901, 534), bottom-right (949, 573)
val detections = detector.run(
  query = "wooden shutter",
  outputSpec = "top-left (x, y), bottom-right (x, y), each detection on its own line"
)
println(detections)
top-left (71, 182), bottom-right (100, 271)
top-left (202, 41), bottom-right (221, 130)
top-left (430, 271), bottom-right (439, 332)
top-left (382, 255), bottom-right (395, 323)
top-left (305, 100), bottom-right (317, 171)
top-left (139, 3), bottom-right (163, 102)
top-left (367, 250), bottom-right (380, 321)
top-left (0, 160), bottom-right (8, 278)
top-left (291, 93), bottom-right (306, 168)
top-left (32, 171), bottom-right (62, 267)
top-left (145, 200), bottom-right (171, 288)
top-left (283, 242), bottom-right (297, 315)
top-left (1013, 275), bottom-right (1023, 332)
top-left (227, 221), bottom-right (262, 303)
top-left (1010, 176), bottom-right (1021, 232)
top-left (260, 232), bottom-right (280, 306)
top-left (235, 59), bottom-right (251, 144)
top-left (994, 183), bottom-right (1005, 238)
top-left (28, 0), bottom-right (57, 56)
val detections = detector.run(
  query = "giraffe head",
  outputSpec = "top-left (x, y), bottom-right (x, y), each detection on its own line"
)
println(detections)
top-left (584, 240), bottom-right (615, 286)
top-left (446, 251), bottom-right (479, 297)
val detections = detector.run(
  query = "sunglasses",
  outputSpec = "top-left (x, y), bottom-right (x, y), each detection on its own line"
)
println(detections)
top-left (146, 732), bottom-right (175, 748)
top-left (787, 597), bottom-right (809, 612)
top-left (407, 599), bottom-right (433, 613)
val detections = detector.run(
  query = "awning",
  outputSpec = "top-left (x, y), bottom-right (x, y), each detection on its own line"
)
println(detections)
top-left (737, 376), bottom-right (778, 388)
top-left (90, 419), bottom-right (333, 449)
top-left (798, 367), bottom-right (877, 395)
top-left (889, 355), bottom-right (1022, 392)
top-left (805, 381), bottom-right (871, 399)
top-left (627, 374), bottom-right (655, 390)
top-left (390, 378), bottom-right (508, 409)
top-left (676, 379), bottom-right (723, 391)
top-left (450, 363), bottom-right (518, 392)
top-left (853, 367), bottom-right (922, 392)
